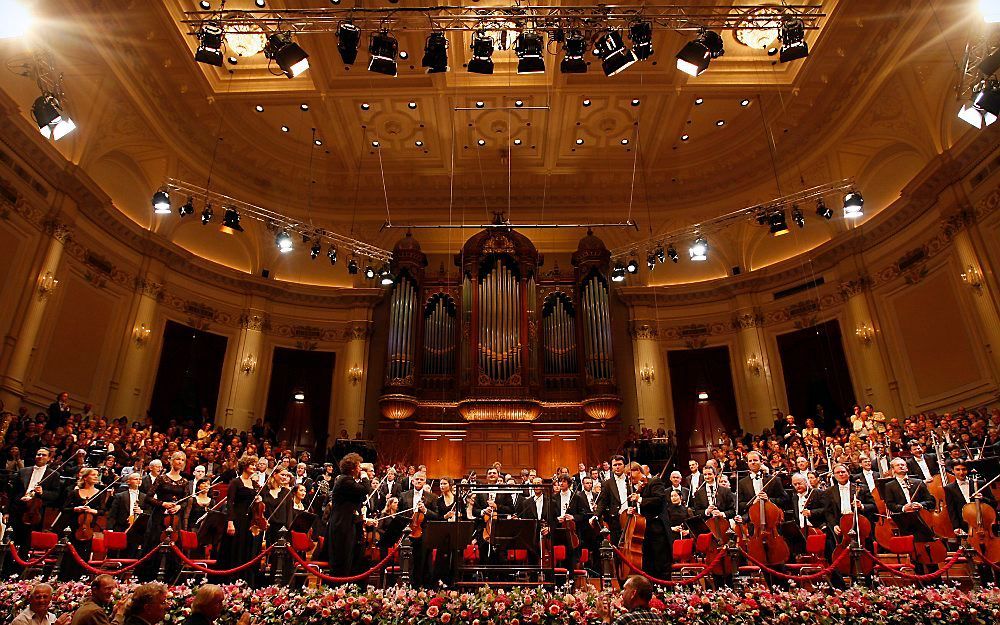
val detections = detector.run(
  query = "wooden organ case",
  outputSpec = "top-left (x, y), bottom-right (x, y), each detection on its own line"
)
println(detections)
top-left (377, 223), bottom-right (622, 474)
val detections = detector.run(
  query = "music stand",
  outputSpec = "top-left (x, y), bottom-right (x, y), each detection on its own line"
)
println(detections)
top-left (289, 511), bottom-right (317, 534)
top-left (683, 515), bottom-right (711, 538)
top-left (424, 521), bottom-right (475, 581)
top-left (490, 518), bottom-right (538, 551)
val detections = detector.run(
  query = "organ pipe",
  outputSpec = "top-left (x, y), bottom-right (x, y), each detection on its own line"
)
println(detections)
top-left (580, 275), bottom-right (613, 382)
top-left (475, 258), bottom-right (523, 383)
top-left (386, 277), bottom-right (417, 381)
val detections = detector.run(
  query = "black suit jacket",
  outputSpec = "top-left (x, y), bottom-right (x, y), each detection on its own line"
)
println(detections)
top-left (785, 489), bottom-right (827, 530)
top-left (945, 479), bottom-right (997, 532)
top-left (736, 472), bottom-right (788, 517)
top-left (106, 489), bottom-right (147, 531)
top-left (682, 472), bottom-right (703, 492)
top-left (11, 465), bottom-right (60, 508)
top-left (47, 402), bottom-right (70, 429)
top-left (392, 489), bottom-right (440, 536)
top-left (593, 475), bottom-right (630, 524)
top-left (690, 483), bottom-right (735, 518)
top-left (635, 477), bottom-right (668, 535)
top-left (906, 454), bottom-right (939, 480)
top-left (821, 481), bottom-right (876, 530)
top-left (518, 493), bottom-right (557, 525)
top-left (883, 477), bottom-right (936, 514)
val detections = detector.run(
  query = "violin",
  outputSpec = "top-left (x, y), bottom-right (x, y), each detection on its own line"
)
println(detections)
top-left (249, 499), bottom-right (268, 537)
top-left (74, 504), bottom-right (99, 542)
top-left (744, 475), bottom-right (791, 566)
top-left (22, 495), bottom-right (43, 526)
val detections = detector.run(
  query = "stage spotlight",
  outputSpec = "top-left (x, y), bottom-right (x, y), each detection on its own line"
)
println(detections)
top-left (515, 31), bottom-right (545, 74)
top-left (369, 30), bottom-right (399, 77)
top-left (778, 18), bottom-right (809, 63)
top-left (265, 32), bottom-right (310, 78)
top-left (629, 21), bottom-right (654, 61)
top-left (595, 30), bottom-right (636, 76)
top-left (667, 244), bottom-right (678, 263)
top-left (347, 258), bottom-right (359, 274)
top-left (0, 0), bottom-right (33, 39)
top-left (194, 22), bottom-right (225, 67)
top-left (560, 32), bottom-right (587, 74)
top-left (626, 258), bottom-right (639, 274)
top-left (328, 246), bottom-right (338, 265)
top-left (31, 93), bottom-right (76, 141)
top-left (219, 208), bottom-right (244, 234)
top-left (336, 22), bottom-right (361, 65)
top-left (201, 205), bottom-right (214, 225)
top-left (379, 265), bottom-right (395, 286)
top-left (276, 230), bottom-right (293, 253)
top-left (422, 31), bottom-right (449, 73)
top-left (655, 245), bottom-right (666, 264)
top-left (152, 190), bottom-right (171, 215)
top-left (676, 30), bottom-right (724, 77)
top-left (816, 197), bottom-right (833, 220)
top-left (611, 262), bottom-right (627, 282)
top-left (468, 31), bottom-right (495, 74)
top-left (844, 191), bottom-right (864, 218)
top-left (961, 78), bottom-right (1000, 128)
top-left (689, 237), bottom-right (708, 261)
top-left (769, 210), bottom-right (790, 236)
top-left (364, 264), bottom-right (376, 280)
top-left (792, 205), bottom-right (805, 228)
top-left (647, 253), bottom-right (657, 270)
top-left (981, 48), bottom-right (1000, 77)
top-left (310, 241), bottom-right (322, 259)
top-left (178, 196), bottom-right (195, 218)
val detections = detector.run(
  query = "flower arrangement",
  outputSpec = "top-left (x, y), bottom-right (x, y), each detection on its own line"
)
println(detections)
top-left (1, 578), bottom-right (997, 625)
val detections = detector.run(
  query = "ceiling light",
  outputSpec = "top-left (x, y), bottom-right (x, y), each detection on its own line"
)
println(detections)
top-left (399, 51), bottom-right (409, 59)
top-left (595, 30), bottom-right (636, 76)
top-left (779, 18), bottom-right (809, 63)
top-left (310, 241), bottom-right (321, 259)
top-left (694, 97), bottom-right (704, 105)
top-left (767, 46), bottom-right (779, 56)
top-left (219, 208), bottom-right (244, 234)
top-left (513, 138), bottom-right (522, 145)
top-left (372, 140), bottom-right (380, 147)
top-left (680, 134), bottom-right (689, 141)
top-left (293, 391), bottom-right (305, 402)
top-left (968, 78), bottom-right (1000, 124)
top-left (379, 266), bottom-right (395, 286)
top-left (201, 205), bottom-right (214, 225)
top-left (314, 139), bottom-right (322, 146)
top-left (561, 31), bottom-right (587, 73)
top-left (515, 31), bottom-right (545, 74)
top-left (626, 258), bottom-right (639, 274)
top-left (408, 101), bottom-right (417, 109)
top-left (792, 205), bottom-right (805, 228)
top-left (740, 98), bottom-right (751, 107)
top-left (194, 22), bottom-right (225, 67)
top-left (515, 100), bottom-right (524, 107)
top-left (697, 391), bottom-right (709, 401)
top-left (364, 265), bottom-right (376, 280)
top-left (369, 30), bottom-right (399, 76)
top-left (769, 210), bottom-right (789, 236)
top-left (629, 21), bottom-right (654, 61)
top-left (575, 138), bottom-right (584, 145)
top-left (676, 30), bottom-right (725, 77)
top-left (631, 99), bottom-right (641, 106)
top-left (255, 0), bottom-right (265, 7)
top-left (816, 197), bottom-right (833, 220)
top-left (31, 94), bottom-right (76, 140)
top-left (655, 245), bottom-right (666, 263)
top-left (336, 22), bottom-right (361, 65)
top-left (611, 263), bottom-right (627, 282)
top-left (621, 138), bottom-right (629, 145)
top-left (468, 31), bottom-right (495, 75)
top-left (689, 236), bottom-right (708, 261)
top-left (415, 140), bottom-right (423, 147)
top-left (647, 253), bottom-right (657, 270)
top-left (276, 230), bottom-right (293, 253)
top-left (265, 32), bottom-right (310, 78)
top-left (582, 99), bottom-right (592, 107)
top-left (152, 190), bottom-right (171, 215)
top-left (422, 31), bottom-right (449, 73)
top-left (255, 105), bottom-right (264, 112)
top-left (0, 1), bottom-right (31, 39)
top-left (300, 103), bottom-right (309, 111)
top-left (667, 244), bottom-right (678, 263)
top-left (225, 20), bottom-right (266, 57)
top-left (958, 102), bottom-right (998, 129)
top-left (477, 139), bottom-right (486, 146)
top-left (983, 0), bottom-right (1000, 22)
top-left (844, 191), bottom-right (864, 218)
top-left (199, 1), bottom-right (211, 9)
top-left (281, 125), bottom-right (289, 132)
top-left (716, 119), bottom-right (725, 126)
top-left (347, 258), bottom-right (359, 274)
top-left (475, 101), bottom-right (485, 108)
top-left (328, 246), bottom-right (337, 265)
top-left (178, 197), bottom-right (195, 217)
top-left (361, 103), bottom-right (370, 110)
top-left (228, 56), bottom-right (239, 65)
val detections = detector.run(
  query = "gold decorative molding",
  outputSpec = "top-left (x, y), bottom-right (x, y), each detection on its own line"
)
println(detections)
top-left (239, 312), bottom-right (270, 332)
top-left (629, 322), bottom-right (659, 340)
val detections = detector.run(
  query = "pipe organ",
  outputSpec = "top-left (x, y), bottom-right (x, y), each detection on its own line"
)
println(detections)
top-left (378, 223), bottom-right (621, 427)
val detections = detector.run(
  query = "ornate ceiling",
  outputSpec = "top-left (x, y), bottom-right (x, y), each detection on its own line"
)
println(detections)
top-left (0, 0), bottom-right (979, 285)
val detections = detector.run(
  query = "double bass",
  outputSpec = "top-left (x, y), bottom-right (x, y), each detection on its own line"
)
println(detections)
top-left (831, 487), bottom-right (874, 576)
top-left (962, 473), bottom-right (1000, 565)
top-left (743, 474), bottom-right (791, 566)
top-left (923, 434), bottom-right (956, 539)
top-left (617, 476), bottom-right (647, 580)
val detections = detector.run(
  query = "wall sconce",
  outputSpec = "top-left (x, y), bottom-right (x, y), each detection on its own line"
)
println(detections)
top-left (856, 323), bottom-right (875, 346)
top-left (37, 271), bottom-right (58, 300)
top-left (746, 353), bottom-right (762, 376)
top-left (240, 354), bottom-right (257, 375)
top-left (348, 365), bottom-right (364, 386)
top-left (639, 364), bottom-right (655, 385)
top-left (132, 323), bottom-right (151, 348)
top-left (961, 265), bottom-right (983, 293)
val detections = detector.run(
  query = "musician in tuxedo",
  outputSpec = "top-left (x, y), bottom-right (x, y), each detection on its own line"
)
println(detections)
top-left (884, 457), bottom-right (939, 578)
top-left (9, 447), bottom-right (61, 556)
top-left (593, 455), bottom-right (630, 544)
top-left (906, 442), bottom-right (938, 482)
top-left (690, 466), bottom-right (735, 519)
top-left (823, 464), bottom-right (877, 532)
top-left (682, 460), bottom-right (703, 494)
top-left (625, 462), bottom-right (670, 580)
top-left (666, 471), bottom-right (689, 504)
top-left (782, 475), bottom-right (824, 564)
top-left (552, 475), bottom-right (581, 573)
top-left (736, 452), bottom-right (788, 519)
top-left (474, 467), bottom-right (515, 518)
top-left (945, 460), bottom-right (997, 584)
top-left (141, 460), bottom-right (163, 494)
top-left (106, 472), bottom-right (147, 556)
top-left (572, 463), bottom-right (590, 491)
top-left (568, 475), bottom-right (601, 574)
top-left (392, 471), bottom-right (439, 587)
top-left (519, 477), bottom-right (557, 570)
top-left (47, 392), bottom-right (71, 429)
top-left (854, 456), bottom-right (880, 493)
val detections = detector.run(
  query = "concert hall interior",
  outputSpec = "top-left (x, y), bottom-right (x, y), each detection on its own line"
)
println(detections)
top-left (0, 0), bottom-right (999, 618)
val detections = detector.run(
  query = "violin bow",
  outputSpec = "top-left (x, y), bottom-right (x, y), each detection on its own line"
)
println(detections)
top-left (171, 475), bottom-right (224, 508)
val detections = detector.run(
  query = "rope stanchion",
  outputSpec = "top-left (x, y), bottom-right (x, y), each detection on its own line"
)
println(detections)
top-left (736, 545), bottom-right (852, 581)
top-left (611, 544), bottom-right (727, 586)
top-left (870, 548), bottom-right (965, 581)
top-left (65, 543), bottom-right (160, 576)
top-left (285, 539), bottom-right (401, 583)
top-left (170, 544), bottom-right (275, 576)
top-left (8, 543), bottom-right (56, 569)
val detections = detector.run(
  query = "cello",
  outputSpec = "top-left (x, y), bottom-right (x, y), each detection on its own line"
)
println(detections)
top-left (744, 474), bottom-right (791, 566)
top-left (831, 487), bottom-right (874, 576)
top-left (617, 474), bottom-right (647, 581)
top-left (923, 433), bottom-right (956, 539)
top-left (962, 472), bottom-right (1000, 565)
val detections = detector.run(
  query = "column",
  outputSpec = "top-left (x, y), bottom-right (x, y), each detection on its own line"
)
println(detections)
top-left (220, 309), bottom-right (268, 431)
top-left (841, 277), bottom-right (904, 417)
top-left (0, 220), bottom-right (70, 411)
top-left (952, 222), bottom-right (1000, 382)
top-left (629, 321), bottom-right (674, 433)
top-left (732, 304), bottom-right (778, 434)
top-left (104, 275), bottom-right (164, 420)
top-left (333, 321), bottom-right (372, 438)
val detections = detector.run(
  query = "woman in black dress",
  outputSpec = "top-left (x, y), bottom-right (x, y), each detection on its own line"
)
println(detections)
top-left (217, 454), bottom-right (261, 585)
top-left (62, 467), bottom-right (103, 579)
top-left (183, 478), bottom-right (215, 532)
top-left (261, 468), bottom-right (292, 545)
top-left (141, 451), bottom-right (189, 579)
top-left (664, 488), bottom-right (693, 562)
top-left (326, 452), bottom-right (371, 578)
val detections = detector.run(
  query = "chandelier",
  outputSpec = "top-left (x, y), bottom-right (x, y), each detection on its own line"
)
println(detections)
top-left (735, 6), bottom-right (783, 50)
top-left (224, 12), bottom-right (266, 57)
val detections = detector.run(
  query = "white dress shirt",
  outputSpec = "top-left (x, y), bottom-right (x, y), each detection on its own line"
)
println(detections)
top-left (862, 470), bottom-right (876, 492)
top-left (559, 491), bottom-right (572, 516)
top-left (689, 472), bottom-right (701, 491)
top-left (839, 483), bottom-right (853, 515)
top-left (898, 478), bottom-right (912, 504)
top-left (614, 475), bottom-right (628, 513)
top-left (914, 456), bottom-right (932, 481)
top-left (797, 492), bottom-right (812, 527)
top-left (534, 495), bottom-right (544, 519)
top-left (958, 480), bottom-right (971, 503)
top-left (11, 608), bottom-right (56, 625)
top-left (26, 465), bottom-right (47, 493)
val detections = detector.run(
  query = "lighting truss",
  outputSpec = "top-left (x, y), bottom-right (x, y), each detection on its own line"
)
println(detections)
top-left (609, 178), bottom-right (855, 261)
top-left (163, 178), bottom-right (393, 264)
top-left (958, 20), bottom-right (1000, 100)
top-left (382, 220), bottom-right (639, 230)
top-left (180, 5), bottom-right (824, 36)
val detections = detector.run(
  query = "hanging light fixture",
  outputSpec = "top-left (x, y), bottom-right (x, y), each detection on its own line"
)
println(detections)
top-left (264, 32), bottom-right (310, 78)
top-left (468, 31), bottom-right (495, 74)
top-left (611, 262), bottom-right (627, 282)
top-left (792, 205), bottom-right (805, 228)
top-left (364, 264), bottom-right (376, 280)
top-left (328, 246), bottom-right (338, 265)
top-left (958, 78), bottom-right (1000, 129)
top-left (336, 22), bottom-right (361, 65)
top-left (31, 93), bottom-right (76, 141)
top-left (676, 30), bottom-right (724, 77)
top-left (219, 207), bottom-right (244, 234)
top-left (368, 30), bottom-right (399, 76)
top-left (626, 258), bottom-right (640, 274)
top-left (379, 265), bottom-right (395, 285)
top-left (629, 21), bottom-right (654, 61)
top-left (0, 1), bottom-right (32, 39)
top-left (667, 244), bottom-right (679, 263)
top-left (151, 189), bottom-right (171, 215)
top-left (769, 210), bottom-right (790, 236)
top-left (224, 14), bottom-right (267, 58)
top-left (310, 241), bottom-right (322, 259)
top-left (194, 21), bottom-right (225, 67)
top-left (178, 196), bottom-right (195, 217)
top-left (422, 31), bottom-right (449, 73)
top-left (816, 197), bottom-right (833, 220)
top-left (275, 230), bottom-right (293, 253)
top-left (347, 258), bottom-right (359, 274)
top-left (844, 191), bottom-right (864, 218)
top-left (515, 31), bottom-right (545, 74)
top-left (560, 32), bottom-right (587, 74)
top-left (201, 204), bottom-right (214, 225)
top-left (778, 18), bottom-right (809, 63)
top-left (689, 236), bottom-right (708, 261)
top-left (595, 30), bottom-right (637, 76)
top-left (646, 252), bottom-right (657, 270)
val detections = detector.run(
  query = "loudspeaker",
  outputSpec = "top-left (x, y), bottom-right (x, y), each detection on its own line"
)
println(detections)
top-left (261, 269), bottom-right (270, 279)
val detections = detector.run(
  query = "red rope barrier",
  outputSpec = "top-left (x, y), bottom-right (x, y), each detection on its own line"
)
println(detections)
top-left (285, 540), bottom-right (402, 583)
top-left (870, 548), bottom-right (966, 581)
top-left (8, 543), bottom-right (56, 568)
top-left (611, 544), bottom-right (727, 586)
top-left (736, 545), bottom-right (852, 581)
top-left (170, 544), bottom-right (275, 576)
top-left (65, 543), bottom-right (160, 575)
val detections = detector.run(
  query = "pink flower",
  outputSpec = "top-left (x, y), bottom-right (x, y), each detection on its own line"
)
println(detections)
top-left (427, 606), bottom-right (440, 618)
top-left (441, 613), bottom-right (451, 624)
